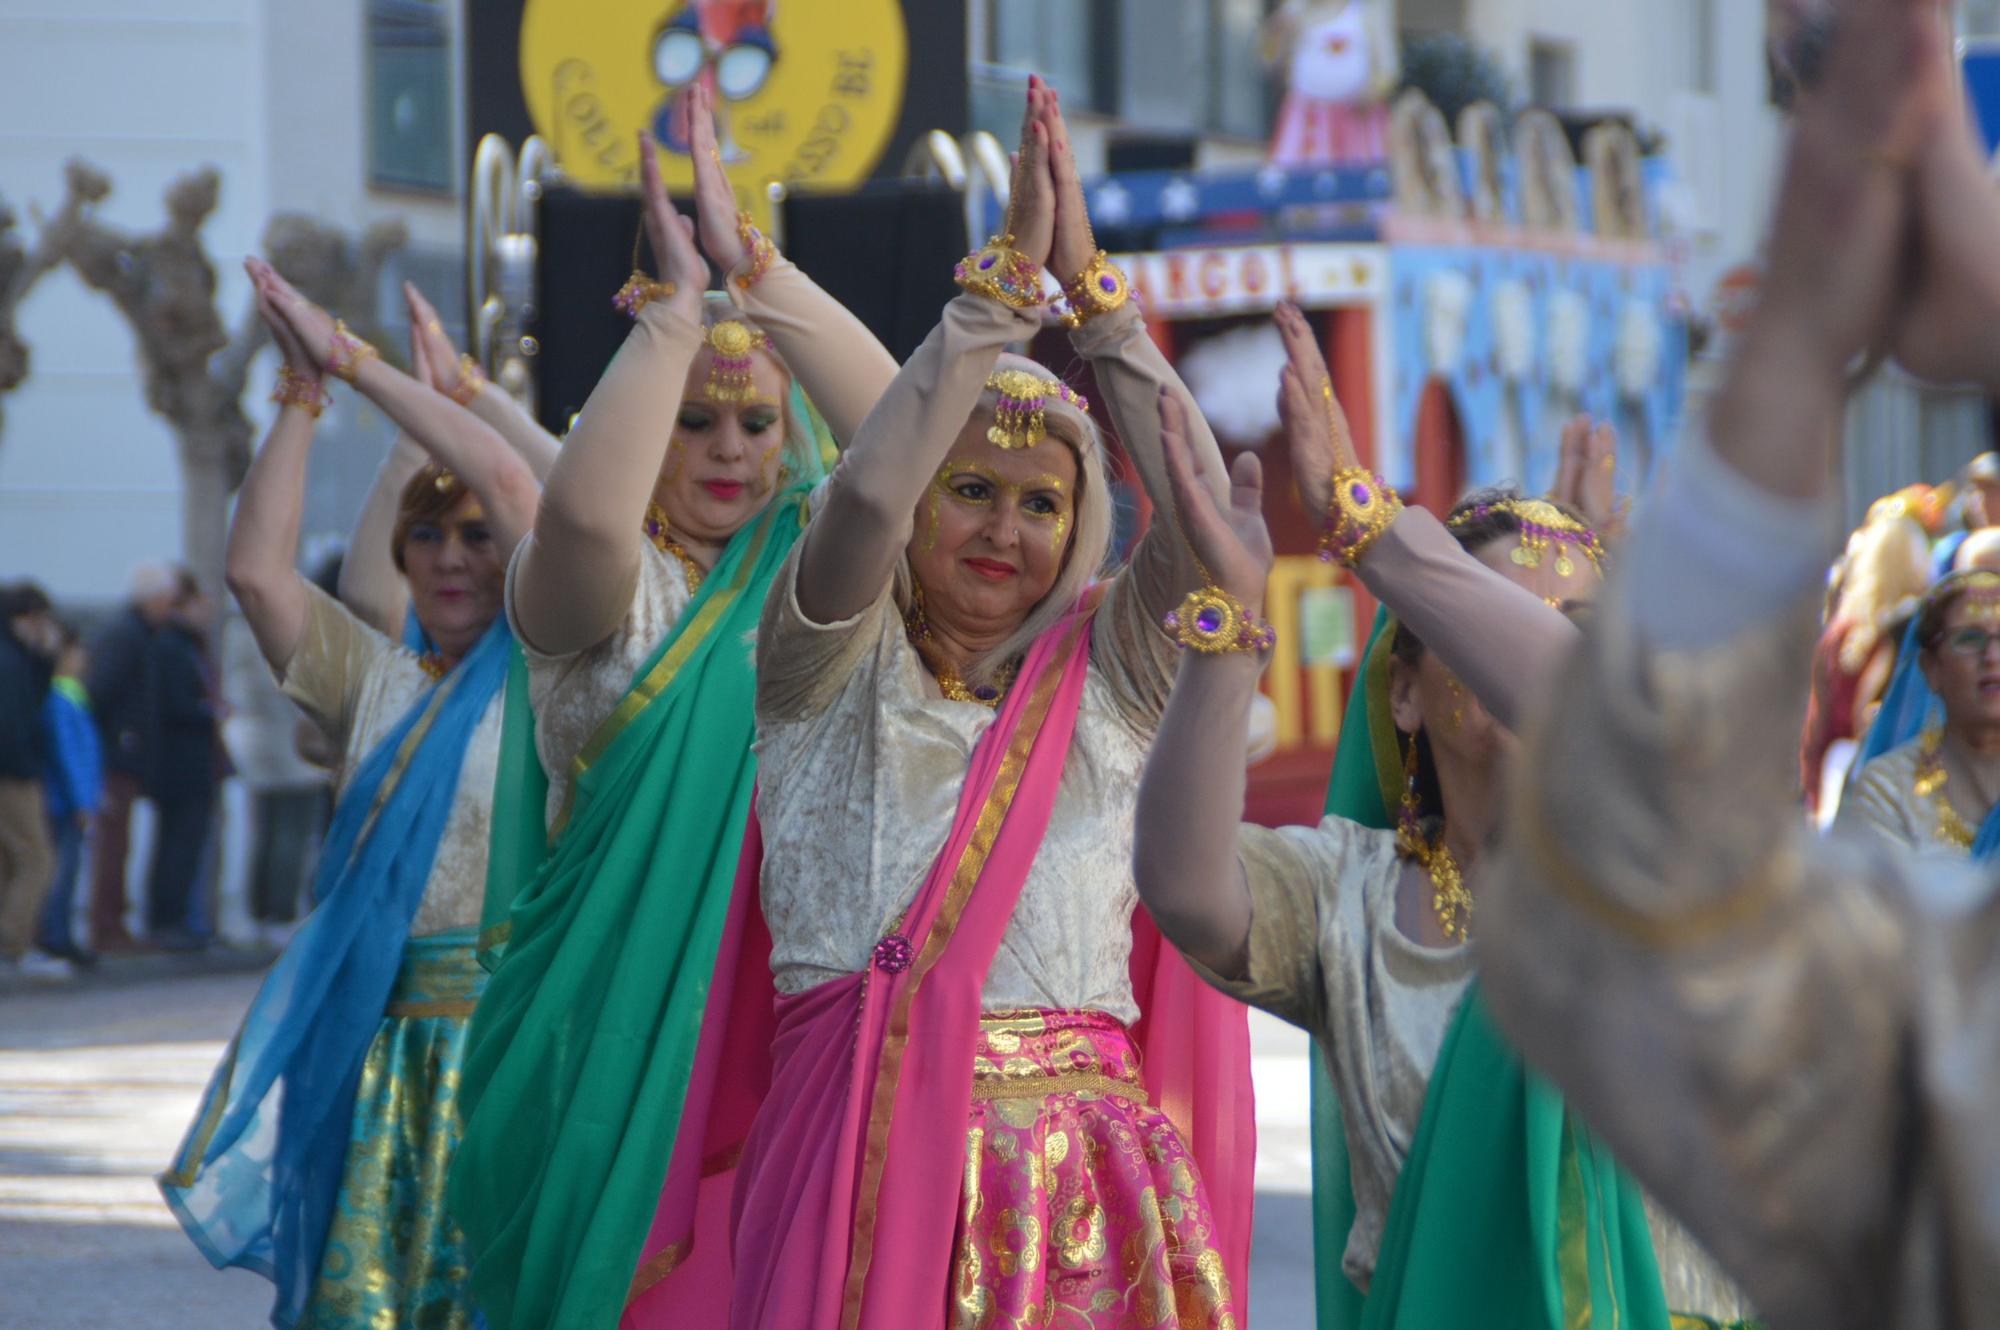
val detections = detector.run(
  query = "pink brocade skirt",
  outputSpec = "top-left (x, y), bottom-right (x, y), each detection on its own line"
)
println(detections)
top-left (950, 1010), bottom-right (1240, 1330)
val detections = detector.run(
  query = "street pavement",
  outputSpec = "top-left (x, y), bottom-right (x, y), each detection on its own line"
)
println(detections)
top-left (0, 966), bottom-right (1319, 1328)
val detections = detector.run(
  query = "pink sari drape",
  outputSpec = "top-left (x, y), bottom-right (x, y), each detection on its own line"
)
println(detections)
top-left (623, 604), bottom-right (1255, 1329)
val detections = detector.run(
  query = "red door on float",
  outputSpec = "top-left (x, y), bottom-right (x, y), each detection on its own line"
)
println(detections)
top-left (1412, 379), bottom-right (1467, 516)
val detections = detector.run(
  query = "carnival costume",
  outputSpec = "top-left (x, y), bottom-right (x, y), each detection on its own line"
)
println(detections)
top-left (620, 253), bottom-right (1255, 1328)
top-left (161, 584), bottom-right (510, 1330)
top-left (1478, 438), bottom-right (2000, 1330)
top-left (1839, 569), bottom-right (2000, 856)
top-left (1186, 485), bottom-right (1755, 1329)
top-left (447, 242), bottom-right (883, 1330)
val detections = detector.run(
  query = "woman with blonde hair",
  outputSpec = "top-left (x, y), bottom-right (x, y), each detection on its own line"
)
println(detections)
top-left (621, 79), bottom-right (1255, 1329)
top-left (444, 83), bottom-right (905, 1330)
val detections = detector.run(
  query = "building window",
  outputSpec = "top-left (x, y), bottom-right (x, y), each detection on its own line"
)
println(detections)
top-left (367, 0), bottom-right (453, 193)
top-left (1114, 0), bottom-right (1273, 138)
top-left (1528, 37), bottom-right (1576, 108)
top-left (971, 0), bottom-right (1274, 141)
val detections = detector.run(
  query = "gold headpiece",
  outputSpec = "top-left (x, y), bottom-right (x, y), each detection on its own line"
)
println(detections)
top-left (702, 319), bottom-right (773, 403)
top-left (984, 368), bottom-right (1089, 450)
top-left (1923, 568), bottom-right (2000, 629)
top-left (1447, 497), bottom-right (1603, 577)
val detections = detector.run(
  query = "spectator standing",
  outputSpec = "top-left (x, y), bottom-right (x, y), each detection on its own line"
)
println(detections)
top-left (36, 627), bottom-right (103, 967)
top-left (142, 574), bottom-right (226, 950)
top-left (86, 562), bottom-right (179, 951)
top-left (0, 584), bottom-right (63, 978)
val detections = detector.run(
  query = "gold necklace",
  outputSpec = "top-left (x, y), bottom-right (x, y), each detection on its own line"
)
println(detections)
top-left (1398, 822), bottom-right (1472, 942)
top-left (417, 652), bottom-right (450, 681)
top-left (902, 583), bottom-right (1015, 708)
top-left (644, 501), bottom-right (705, 593)
top-left (1915, 728), bottom-right (1978, 851)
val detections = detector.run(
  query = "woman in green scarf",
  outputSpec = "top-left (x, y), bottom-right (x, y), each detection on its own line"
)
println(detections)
top-left (1132, 304), bottom-right (1757, 1329)
top-left (445, 87), bottom-right (899, 1330)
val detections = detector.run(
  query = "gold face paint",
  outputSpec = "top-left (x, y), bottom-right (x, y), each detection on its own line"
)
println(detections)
top-left (1957, 593), bottom-right (2000, 626)
top-left (1442, 670), bottom-right (1466, 730)
top-left (758, 439), bottom-right (785, 495)
top-left (924, 462), bottom-right (1073, 555)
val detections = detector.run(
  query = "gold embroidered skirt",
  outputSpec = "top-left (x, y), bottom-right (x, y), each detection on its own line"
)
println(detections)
top-left (300, 930), bottom-right (485, 1330)
top-left (951, 1008), bottom-right (1239, 1329)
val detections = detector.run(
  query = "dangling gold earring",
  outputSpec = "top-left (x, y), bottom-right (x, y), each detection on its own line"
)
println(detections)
top-left (1398, 736), bottom-right (1423, 832)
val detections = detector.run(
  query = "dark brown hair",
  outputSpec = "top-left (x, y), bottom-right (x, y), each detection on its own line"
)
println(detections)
top-left (1386, 485), bottom-right (1596, 832)
top-left (390, 465), bottom-right (475, 573)
top-left (1916, 570), bottom-right (2000, 651)
top-left (1388, 485), bottom-right (1589, 665)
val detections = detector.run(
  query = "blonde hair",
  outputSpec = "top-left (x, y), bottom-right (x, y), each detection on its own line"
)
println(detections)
top-left (692, 293), bottom-right (821, 487)
top-left (1832, 513), bottom-right (1932, 673)
top-left (895, 352), bottom-right (1115, 686)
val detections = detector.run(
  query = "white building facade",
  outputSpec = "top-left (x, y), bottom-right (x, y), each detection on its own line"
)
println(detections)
top-left (0, 0), bottom-right (468, 606)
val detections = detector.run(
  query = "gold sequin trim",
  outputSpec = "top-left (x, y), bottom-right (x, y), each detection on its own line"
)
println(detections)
top-left (969, 1070), bottom-right (1149, 1104)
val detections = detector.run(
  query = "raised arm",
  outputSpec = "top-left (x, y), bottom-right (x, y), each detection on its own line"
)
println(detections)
top-left (1045, 89), bottom-right (1229, 625)
top-left (1481, 3), bottom-right (1952, 1324)
top-left (337, 432), bottom-right (425, 637)
top-left (509, 132), bottom-right (708, 656)
top-left (1131, 395), bottom-right (1276, 971)
top-left (684, 81), bottom-right (897, 445)
top-left (250, 259), bottom-right (540, 559)
top-left (225, 271), bottom-right (328, 671)
top-left (793, 83), bottom-right (1055, 625)
top-left (405, 282), bottom-right (560, 481)
top-left (1275, 302), bottom-right (1575, 731)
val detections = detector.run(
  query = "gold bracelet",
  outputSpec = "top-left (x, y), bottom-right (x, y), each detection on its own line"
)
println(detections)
top-left (954, 234), bottom-right (1047, 309)
top-left (1059, 251), bottom-right (1131, 328)
top-left (325, 320), bottom-right (379, 384)
top-left (1318, 468), bottom-right (1400, 566)
top-left (734, 211), bottom-right (777, 290)
top-left (448, 354), bottom-right (487, 406)
top-left (270, 365), bottom-right (327, 417)
top-left (1163, 586), bottom-right (1275, 655)
top-left (613, 270), bottom-right (676, 317)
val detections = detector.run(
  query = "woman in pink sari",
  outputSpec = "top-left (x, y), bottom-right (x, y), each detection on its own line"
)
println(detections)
top-left (625, 80), bottom-right (1257, 1330)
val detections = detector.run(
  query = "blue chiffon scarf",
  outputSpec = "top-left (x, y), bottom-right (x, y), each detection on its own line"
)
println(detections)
top-left (159, 617), bottom-right (512, 1330)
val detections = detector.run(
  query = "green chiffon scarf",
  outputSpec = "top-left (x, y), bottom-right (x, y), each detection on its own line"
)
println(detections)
top-left (1309, 608), bottom-right (1677, 1330)
top-left (447, 489), bottom-right (811, 1330)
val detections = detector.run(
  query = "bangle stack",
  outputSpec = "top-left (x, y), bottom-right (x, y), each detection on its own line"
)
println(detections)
top-left (1163, 586), bottom-right (1276, 655)
top-left (449, 354), bottom-right (488, 406)
top-left (734, 211), bottom-right (778, 290)
top-left (613, 271), bottom-right (676, 318)
top-left (954, 234), bottom-right (1047, 309)
top-left (1058, 251), bottom-right (1131, 328)
top-left (271, 365), bottom-right (327, 417)
top-left (325, 321), bottom-right (379, 384)
top-left (1317, 467), bottom-right (1401, 566)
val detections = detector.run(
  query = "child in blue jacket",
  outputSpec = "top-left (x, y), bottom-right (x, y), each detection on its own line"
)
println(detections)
top-left (38, 630), bottom-right (102, 965)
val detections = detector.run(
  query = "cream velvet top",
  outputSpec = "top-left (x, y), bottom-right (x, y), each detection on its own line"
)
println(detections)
top-left (276, 582), bottom-right (501, 937)
top-left (752, 538), bottom-right (1176, 1020)
top-left (751, 287), bottom-right (1221, 1018)
top-left (1836, 736), bottom-right (1980, 858)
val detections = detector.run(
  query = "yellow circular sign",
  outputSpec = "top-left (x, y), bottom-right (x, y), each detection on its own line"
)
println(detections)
top-left (520, 0), bottom-right (909, 223)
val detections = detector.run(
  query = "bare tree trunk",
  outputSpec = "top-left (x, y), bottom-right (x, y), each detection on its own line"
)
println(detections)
top-left (178, 428), bottom-right (237, 615)
top-left (46, 158), bottom-right (404, 603)
top-left (0, 167), bottom-right (93, 439)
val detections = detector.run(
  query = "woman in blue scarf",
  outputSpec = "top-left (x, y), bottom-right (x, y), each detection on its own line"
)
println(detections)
top-left (1839, 568), bottom-right (2000, 858)
top-left (161, 257), bottom-right (539, 1330)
